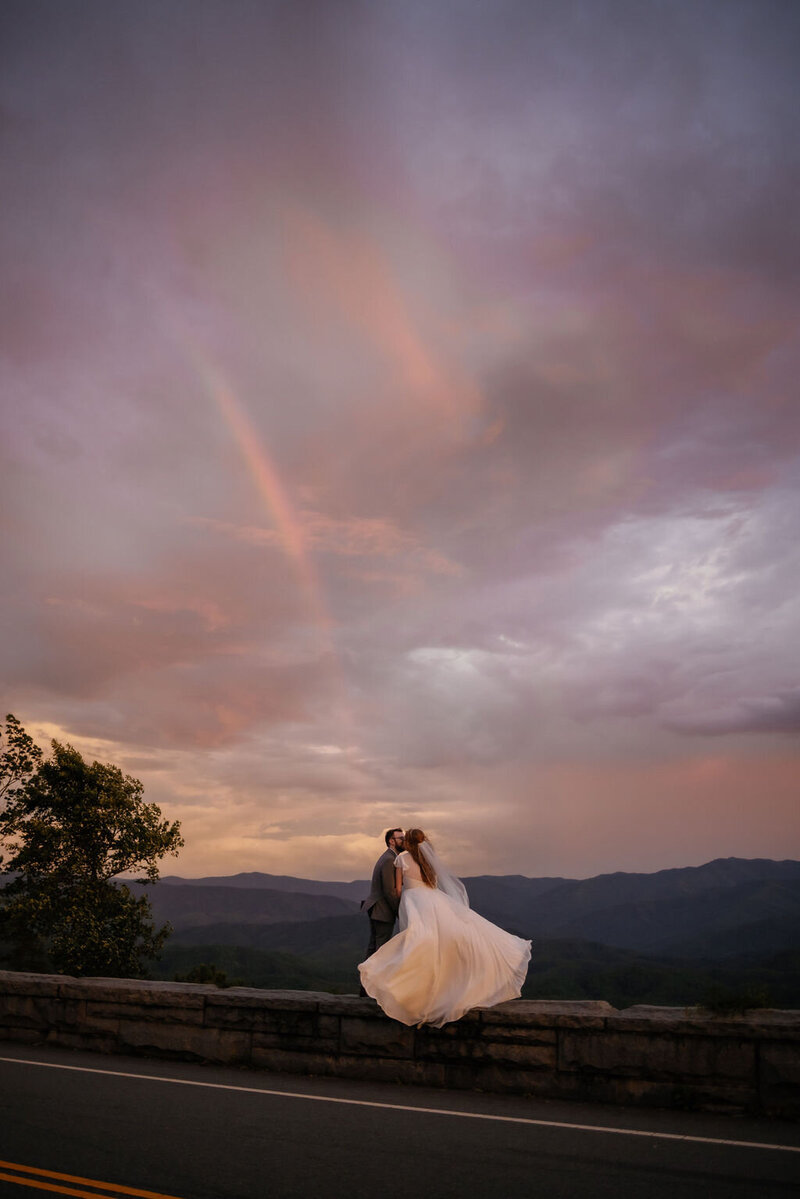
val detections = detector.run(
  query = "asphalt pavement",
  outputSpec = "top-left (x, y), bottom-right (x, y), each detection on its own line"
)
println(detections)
top-left (0, 1043), bottom-right (798, 1199)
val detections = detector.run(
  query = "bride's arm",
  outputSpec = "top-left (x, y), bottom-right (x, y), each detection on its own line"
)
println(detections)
top-left (395, 865), bottom-right (403, 896)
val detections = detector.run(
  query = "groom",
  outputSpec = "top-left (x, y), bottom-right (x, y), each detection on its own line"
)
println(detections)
top-left (361, 827), bottom-right (404, 961)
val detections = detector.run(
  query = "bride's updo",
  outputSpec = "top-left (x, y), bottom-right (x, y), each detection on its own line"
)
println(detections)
top-left (403, 828), bottom-right (436, 888)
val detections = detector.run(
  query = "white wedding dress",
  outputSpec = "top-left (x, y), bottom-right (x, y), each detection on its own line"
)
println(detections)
top-left (358, 848), bottom-right (531, 1028)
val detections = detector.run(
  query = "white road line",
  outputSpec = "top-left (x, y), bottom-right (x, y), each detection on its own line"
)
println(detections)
top-left (1, 1054), bottom-right (798, 1155)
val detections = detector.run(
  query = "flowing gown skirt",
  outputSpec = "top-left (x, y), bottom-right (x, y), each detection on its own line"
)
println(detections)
top-left (358, 882), bottom-right (531, 1028)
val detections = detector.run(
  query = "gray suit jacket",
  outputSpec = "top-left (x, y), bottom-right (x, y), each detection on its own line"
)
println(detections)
top-left (362, 848), bottom-right (400, 924)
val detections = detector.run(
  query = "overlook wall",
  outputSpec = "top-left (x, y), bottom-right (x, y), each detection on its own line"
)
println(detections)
top-left (0, 971), bottom-right (798, 1117)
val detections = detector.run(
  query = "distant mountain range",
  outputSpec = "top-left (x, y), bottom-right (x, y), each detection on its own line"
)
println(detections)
top-left (160, 871), bottom-right (367, 902)
top-left (463, 859), bottom-right (800, 957)
top-left (147, 857), bottom-right (800, 961)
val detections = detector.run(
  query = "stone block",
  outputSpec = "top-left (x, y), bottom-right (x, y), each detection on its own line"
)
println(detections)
top-left (0, 1026), bottom-right (44, 1045)
top-left (559, 1030), bottom-right (756, 1082)
top-left (44, 1029), bottom-right (120, 1055)
top-left (206, 987), bottom-right (322, 1010)
top-left (204, 987), bottom-right (267, 1003)
top-left (480, 1039), bottom-right (556, 1068)
top-left (204, 1002), bottom-right (332, 1037)
top-left (616, 1005), bottom-right (690, 1020)
top-left (252, 1015), bottom-right (339, 1054)
top-left (608, 1007), bottom-right (695, 1034)
top-left (434, 1007), bottom-right (483, 1027)
top-left (78, 1005), bottom-right (122, 1034)
top-left (116, 1019), bottom-right (251, 1063)
top-left (204, 990), bottom-right (277, 1015)
top-left (417, 1032), bottom-right (556, 1069)
top-left (419, 1016), bottom-right (482, 1035)
top-left (760, 1039), bottom-right (800, 1086)
top-left (481, 1000), bottom-right (614, 1029)
top-left (413, 1020), bottom-right (483, 1045)
top-left (0, 971), bottom-right (62, 996)
top-left (759, 1040), bottom-right (800, 1116)
top-left (315, 994), bottom-right (385, 1017)
top-left (262, 1010), bottom-right (319, 1038)
top-left (243, 990), bottom-right (329, 1011)
top-left (0, 995), bottom-right (82, 1030)
top-left (339, 1016), bottom-right (414, 1058)
top-left (413, 1028), bottom-right (477, 1061)
top-left (476, 1025), bottom-right (557, 1046)
top-left (748, 1010), bottom-right (800, 1037)
top-left (249, 1047), bottom-right (335, 1074)
top-left (610, 1007), bottom-right (800, 1040)
top-left (86, 999), bottom-right (205, 1025)
top-left (203, 1003), bottom-right (273, 1031)
top-left (58, 978), bottom-right (206, 1008)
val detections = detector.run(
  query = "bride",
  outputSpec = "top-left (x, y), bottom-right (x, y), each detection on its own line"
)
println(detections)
top-left (358, 828), bottom-right (531, 1028)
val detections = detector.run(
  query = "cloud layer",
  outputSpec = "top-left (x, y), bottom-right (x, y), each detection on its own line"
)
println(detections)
top-left (2, 0), bottom-right (799, 879)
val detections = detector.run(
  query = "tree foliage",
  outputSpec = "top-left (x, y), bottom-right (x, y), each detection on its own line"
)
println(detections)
top-left (0, 714), bottom-right (43, 838)
top-left (0, 722), bottom-right (184, 977)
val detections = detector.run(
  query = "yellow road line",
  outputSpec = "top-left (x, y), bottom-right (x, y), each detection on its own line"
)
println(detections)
top-left (0, 1160), bottom-right (185, 1199)
top-left (0, 1173), bottom-right (104, 1199)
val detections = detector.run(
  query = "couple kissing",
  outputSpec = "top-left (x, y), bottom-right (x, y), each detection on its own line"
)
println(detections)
top-left (358, 826), bottom-right (531, 1028)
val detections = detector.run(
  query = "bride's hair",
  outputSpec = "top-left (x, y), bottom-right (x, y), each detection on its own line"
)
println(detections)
top-left (403, 828), bottom-right (436, 888)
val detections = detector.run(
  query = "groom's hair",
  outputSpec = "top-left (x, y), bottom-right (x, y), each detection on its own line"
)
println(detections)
top-left (384, 828), bottom-right (403, 846)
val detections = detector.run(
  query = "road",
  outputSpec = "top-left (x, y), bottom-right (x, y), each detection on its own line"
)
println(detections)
top-left (0, 1044), bottom-right (798, 1198)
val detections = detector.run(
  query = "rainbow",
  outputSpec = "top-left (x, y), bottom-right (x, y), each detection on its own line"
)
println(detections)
top-left (192, 353), bottom-right (336, 649)
top-left (155, 303), bottom-right (341, 675)
top-left (201, 370), bottom-right (362, 761)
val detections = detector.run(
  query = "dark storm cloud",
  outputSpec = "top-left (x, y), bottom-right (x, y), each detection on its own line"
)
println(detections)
top-left (667, 688), bottom-right (800, 735)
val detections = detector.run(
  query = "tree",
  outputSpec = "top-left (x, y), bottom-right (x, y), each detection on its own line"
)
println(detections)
top-left (0, 728), bottom-right (184, 977)
top-left (0, 713), bottom-right (44, 832)
top-left (0, 713), bottom-right (43, 794)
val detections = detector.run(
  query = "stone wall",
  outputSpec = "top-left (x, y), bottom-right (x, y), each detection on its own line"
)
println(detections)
top-left (0, 971), bottom-right (798, 1117)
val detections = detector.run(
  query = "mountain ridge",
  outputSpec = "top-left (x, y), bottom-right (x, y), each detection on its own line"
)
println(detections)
top-left (149, 857), bottom-right (800, 962)
top-left (160, 856), bottom-right (800, 898)
top-left (159, 872), bottom-right (368, 901)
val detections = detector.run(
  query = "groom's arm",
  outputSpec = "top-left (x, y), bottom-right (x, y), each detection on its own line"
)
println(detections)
top-left (381, 856), bottom-right (400, 914)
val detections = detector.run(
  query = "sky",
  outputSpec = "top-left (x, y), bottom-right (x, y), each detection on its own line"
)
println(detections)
top-left (1, 0), bottom-right (799, 882)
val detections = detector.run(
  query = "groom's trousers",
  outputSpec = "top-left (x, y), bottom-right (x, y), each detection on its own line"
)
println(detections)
top-left (367, 916), bottom-right (395, 956)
